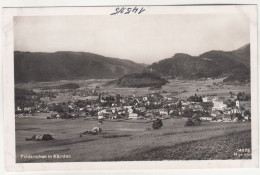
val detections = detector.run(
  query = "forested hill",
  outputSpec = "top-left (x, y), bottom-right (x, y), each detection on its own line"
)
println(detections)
top-left (144, 44), bottom-right (250, 83)
top-left (15, 43), bottom-right (250, 84)
top-left (14, 51), bottom-right (146, 83)
top-left (106, 72), bottom-right (168, 88)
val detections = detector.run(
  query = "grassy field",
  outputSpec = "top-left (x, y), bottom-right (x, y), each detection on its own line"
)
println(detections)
top-left (111, 130), bottom-right (251, 161)
top-left (16, 78), bottom-right (250, 100)
top-left (99, 78), bottom-right (250, 98)
top-left (16, 117), bottom-right (251, 162)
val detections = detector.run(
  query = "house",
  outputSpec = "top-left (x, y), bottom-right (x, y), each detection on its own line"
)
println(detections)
top-left (136, 107), bottom-right (146, 113)
top-left (16, 106), bottom-right (22, 111)
top-left (244, 115), bottom-right (250, 121)
top-left (231, 107), bottom-right (241, 114)
top-left (79, 108), bottom-right (85, 111)
top-left (98, 115), bottom-right (104, 120)
top-left (231, 105), bottom-right (245, 114)
top-left (98, 108), bottom-right (113, 116)
top-left (200, 116), bottom-right (212, 121)
top-left (189, 104), bottom-right (204, 111)
top-left (211, 110), bottom-right (222, 118)
top-left (24, 107), bottom-right (33, 112)
top-left (202, 97), bottom-right (209, 102)
top-left (143, 97), bottom-right (148, 101)
top-left (223, 109), bottom-right (232, 115)
top-left (144, 111), bottom-right (153, 118)
top-left (159, 110), bottom-right (168, 115)
top-left (223, 114), bottom-right (232, 122)
top-left (212, 98), bottom-right (227, 111)
top-left (108, 114), bottom-right (117, 119)
top-left (68, 113), bottom-right (79, 119)
top-left (202, 96), bottom-right (214, 102)
top-left (117, 109), bottom-right (125, 115)
top-left (98, 109), bottom-right (107, 115)
top-left (129, 113), bottom-right (138, 119)
top-left (56, 114), bottom-right (61, 119)
top-left (182, 101), bottom-right (191, 106)
top-left (124, 106), bottom-right (133, 114)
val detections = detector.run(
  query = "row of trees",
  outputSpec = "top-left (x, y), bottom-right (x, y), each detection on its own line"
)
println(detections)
top-left (187, 94), bottom-right (203, 102)
top-left (237, 92), bottom-right (251, 101)
top-left (229, 91), bottom-right (251, 101)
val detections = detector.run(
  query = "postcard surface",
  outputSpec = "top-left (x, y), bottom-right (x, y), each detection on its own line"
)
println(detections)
top-left (2, 5), bottom-right (258, 171)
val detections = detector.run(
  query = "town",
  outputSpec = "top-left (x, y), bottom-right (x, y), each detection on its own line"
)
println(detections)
top-left (15, 79), bottom-right (251, 123)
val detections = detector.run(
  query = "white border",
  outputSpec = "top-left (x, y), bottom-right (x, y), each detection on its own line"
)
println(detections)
top-left (1, 1), bottom-right (259, 174)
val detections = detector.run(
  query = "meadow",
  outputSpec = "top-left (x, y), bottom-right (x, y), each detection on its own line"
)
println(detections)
top-left (112, 130), bottom-right (251, 160)
top-left (16, 116), bottom-right (251, 162)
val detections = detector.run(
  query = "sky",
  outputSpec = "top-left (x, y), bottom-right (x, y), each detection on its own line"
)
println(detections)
top-left (14, 14), bottom-right (250, 64)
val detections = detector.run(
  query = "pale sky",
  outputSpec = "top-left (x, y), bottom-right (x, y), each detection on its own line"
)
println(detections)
top-left (14, 14), bottom-right (250, 64)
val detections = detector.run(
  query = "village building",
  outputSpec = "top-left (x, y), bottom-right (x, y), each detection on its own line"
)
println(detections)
top-left (98, 115), bottom-right (104, 120)
top-left (129, 113), bottom-right (138, 119)
top-left (124, 106), bottom-right (134, 113)
top-left (24, 107), bottom-right (33, 112)
top-left (159, 109), bottom-right (168, 115)
top-left (189, 104), bottom-right (204, 111)
top-left (16, 106), bottom-right (22, 111)
top-left (200, 116), bottom-right (212, 121)
top-left (212, 98), bottom-right (227, 111)
top-left (222, 114), bottom-right (233, 122)
top-left (202, 96), bottom-right (214, 102)
top-left (211, 110), bottom-right (222, 118)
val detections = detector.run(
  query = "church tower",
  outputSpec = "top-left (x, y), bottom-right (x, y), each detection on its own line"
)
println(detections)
top-left (236, 100), bottom-right (240, 108)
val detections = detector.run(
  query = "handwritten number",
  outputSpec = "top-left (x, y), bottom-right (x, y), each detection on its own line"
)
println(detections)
top-left (119, 7), bottom-right (125, 13)
top-left (125, 8), bottom-right (131, 14)
top-left (110, 7), bottom-right (145, 15)
top-left (138, 8), bottom-right (145, 14)
top-left (110, 7), bottom-right (120, 15)
top-left (132, 7), bottom-right (138, 13)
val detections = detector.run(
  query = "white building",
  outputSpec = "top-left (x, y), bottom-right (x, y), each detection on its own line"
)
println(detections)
top-left (124, 106), bottom-right (133, 113)
top-left (143, 97), bottom-right (148, 101)
top-left (212, 99), bottom-right (227, 111)
top-left (98, 109), bottom-right (107, 115)
top-left (202, 96), bottom-right (214, 102)
top-left (129, 113), bottom-right (138, 119)
top-left (200, 116), bottom-right (212, 121)
top-left (98, 116), bottom-right (104, 120)
top-left (159, 110), bottom-right (168, 115)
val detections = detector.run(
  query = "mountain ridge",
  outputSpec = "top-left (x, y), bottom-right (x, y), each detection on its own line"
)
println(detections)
top-left (15, 43), bottom-right (250, 84)
top-left (144, 43), bottom-right (250, 83)
top-left (14, 51), bottom-right (146, 83)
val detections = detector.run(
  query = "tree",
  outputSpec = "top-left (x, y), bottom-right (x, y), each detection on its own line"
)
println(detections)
top-left (185, 118), bottom-right (195, 126)
top-left (229, 91), bottom-right (233, 98)
top-left (152, 118), bottom-right (163, 129)
top-left (235, 113), bottom-right (244, 122)
top-left (244, 110), bottom-right (251, 121)
top-left (237, 92), bottom-right (243, 101)
top-left (198, 96), bottom-right (203, 102)
top-left (177, 101), bottom-right (182, 109)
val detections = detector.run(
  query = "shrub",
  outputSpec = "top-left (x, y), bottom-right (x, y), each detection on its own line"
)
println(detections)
top-left (152, 118), bottom-right (163, 129)
top-left (42, 134), bottom-right (53, 141)
top-left (185, 119), bottom-right (195, 126)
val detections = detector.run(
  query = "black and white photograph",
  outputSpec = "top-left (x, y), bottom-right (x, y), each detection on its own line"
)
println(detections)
top-left (2, 4), bottom-right (258, 172)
